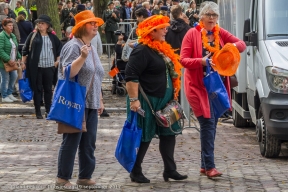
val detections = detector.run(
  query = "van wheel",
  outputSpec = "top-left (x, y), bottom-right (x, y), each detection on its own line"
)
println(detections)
top-left (232, 90), bottom-right (248, 127)
top-left (257, 106), bottom-right (281, 158)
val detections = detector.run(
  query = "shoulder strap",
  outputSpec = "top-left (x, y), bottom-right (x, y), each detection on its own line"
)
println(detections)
top-left (29, 32), bottom-right (37, 52)
top-left (139, 85), bottom-right (156, 116)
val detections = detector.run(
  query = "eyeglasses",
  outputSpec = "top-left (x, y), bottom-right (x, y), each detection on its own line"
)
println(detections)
top-left (88, 21), bottom-right (97, 26)
top-left (205, 13), bottom-right (218, 18)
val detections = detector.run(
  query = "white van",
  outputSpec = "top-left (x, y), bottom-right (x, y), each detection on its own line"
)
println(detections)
top-left (218, 0), bottom-right (288, 157)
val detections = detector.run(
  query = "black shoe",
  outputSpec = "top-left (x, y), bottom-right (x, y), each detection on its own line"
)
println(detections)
top-left (40, 102), bottom-right (44, 106)
top-left (36, 114), bottom-right (43, 119)
top-left (36, 111), bottom-right (43, 119)
top-left (163, 171), bottom-right (188, 182)
top-left (130, 172), bottom-right (150, 183)
top-left (100, 109), bottom-right (110, 117)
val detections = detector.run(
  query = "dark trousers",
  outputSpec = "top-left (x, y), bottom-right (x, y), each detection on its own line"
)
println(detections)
top-left (132, 135), bottom-right (177, 173)
top-left (197, 99), bottom-right (218, 170)
top-left (33, 67), bottom-right (55, 113)
top-left (105, 31), bottom-right (117, 44)
top-left (57, 109), bottom-right (98, 180)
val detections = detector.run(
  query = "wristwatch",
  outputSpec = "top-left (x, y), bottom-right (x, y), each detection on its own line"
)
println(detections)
top-left (129, 98), bottom-right (138, 102)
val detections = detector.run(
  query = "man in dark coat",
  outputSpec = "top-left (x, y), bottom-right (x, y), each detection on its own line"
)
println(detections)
top-left (102, 1), bottom-right (120, 44)
top-left (60, 0), bottom-right (77, 36)
top-left (165, 5), bottom-right (190, 102)
top-left (166, 5), bottom-right (190, 54)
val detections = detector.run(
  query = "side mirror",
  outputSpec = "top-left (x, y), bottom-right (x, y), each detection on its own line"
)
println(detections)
top-left (243, 18), bottom-right (258, 47)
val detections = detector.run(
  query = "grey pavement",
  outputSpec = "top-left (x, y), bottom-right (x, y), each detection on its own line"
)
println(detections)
top-left (1, 114), bottom-right (288, 192)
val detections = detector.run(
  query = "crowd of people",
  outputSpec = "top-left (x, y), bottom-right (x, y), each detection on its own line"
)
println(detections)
top-left (0, 0), bottom-right (247, 191)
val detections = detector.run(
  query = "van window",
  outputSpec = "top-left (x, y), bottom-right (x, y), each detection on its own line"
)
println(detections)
top-left (265, 0), bottom-right (288, 38)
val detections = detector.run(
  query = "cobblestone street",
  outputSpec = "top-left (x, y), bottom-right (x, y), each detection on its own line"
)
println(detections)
top-left (1, 113), bottom-right (288, 192)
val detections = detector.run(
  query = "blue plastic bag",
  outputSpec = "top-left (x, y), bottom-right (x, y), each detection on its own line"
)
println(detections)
top-left (47, 65), bottom-right (86, 130)
top-left (18, 70), bottom-right (33, 103)
top-left (203, 59), bottom-right (230, 119)
top-left (115, 111), bottom-right (142, 173)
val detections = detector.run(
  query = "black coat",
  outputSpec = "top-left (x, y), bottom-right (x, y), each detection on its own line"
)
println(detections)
top-left (17, 20), bottom-right (33, 51)
top-left (165, 18), bottom-right (190, 55)
top-left (22, 32), bottom-right (62, 91)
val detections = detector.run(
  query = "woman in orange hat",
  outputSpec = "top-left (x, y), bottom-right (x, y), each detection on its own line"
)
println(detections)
top-left (55, 10), bottom-right (105, 191)
top-left (180, 1), bottom-right (246, 178)
top-left (125, 15), bottom-right (187, 183)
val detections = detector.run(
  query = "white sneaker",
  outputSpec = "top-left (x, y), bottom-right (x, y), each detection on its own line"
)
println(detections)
top-left (2, 97), bottom-right (14, 102)
top-left (8, 94), bottom-right (18, 101)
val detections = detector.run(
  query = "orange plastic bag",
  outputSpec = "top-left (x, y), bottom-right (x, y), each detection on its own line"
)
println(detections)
top-left (108, 67), bottom-right (119, 77)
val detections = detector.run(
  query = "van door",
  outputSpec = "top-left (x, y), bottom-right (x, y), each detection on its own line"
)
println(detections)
top-left (246, 0), bottom-right (258, 92)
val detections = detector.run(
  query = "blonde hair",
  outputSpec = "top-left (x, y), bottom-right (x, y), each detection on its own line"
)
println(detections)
top-left (35, 24), bottom-right (53, 33)
top-left (142, 2), bottom-right (149, 7)
top-left (16, 14), bottom-right (25, 22)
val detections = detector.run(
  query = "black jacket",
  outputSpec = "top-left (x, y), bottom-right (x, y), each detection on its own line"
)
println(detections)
top-left (102, 9), bottom-right (120, 32)
top-left (22, 32), bottom-right (62, 92)
top-left (165, 18), bottom-right (190, 55)
top-left (17, 20), bottom-right (33, 51)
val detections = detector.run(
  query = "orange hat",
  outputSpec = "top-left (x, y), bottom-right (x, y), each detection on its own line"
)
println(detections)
top-left (72, 10), bottom-right (104, 35)
top-left (211, 43), bottom-right (241, 76)
top-left (136, 15), bottom-right (170, 38)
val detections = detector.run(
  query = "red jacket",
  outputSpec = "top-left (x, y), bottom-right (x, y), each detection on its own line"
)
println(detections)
top-left (180, 27), bottom-right (246, 118)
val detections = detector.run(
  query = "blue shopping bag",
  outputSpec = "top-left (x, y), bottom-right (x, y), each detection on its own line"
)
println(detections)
top-left (115, 111), bottom-right (142, 173)
top-left (203, 59), bottom-right (231, 119)
top-left (18, 70), bottom-right (33, 103)
top-left (47, 65), bottom-right (86, 130)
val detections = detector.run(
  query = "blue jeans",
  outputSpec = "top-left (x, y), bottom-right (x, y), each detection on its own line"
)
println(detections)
top-left (0, 68), bottom-right (17, 98)
top-left (57, 108), bottom-right (98, 180)
top-left (197, 99), bottom-right (218, 170)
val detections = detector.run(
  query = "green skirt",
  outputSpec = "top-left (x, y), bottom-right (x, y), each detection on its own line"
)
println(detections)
top-left (127, 75), bottom-right (181, 142)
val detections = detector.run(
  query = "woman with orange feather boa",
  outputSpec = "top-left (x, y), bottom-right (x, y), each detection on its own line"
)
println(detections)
top-left (125, 15), bottom-right (187, 183)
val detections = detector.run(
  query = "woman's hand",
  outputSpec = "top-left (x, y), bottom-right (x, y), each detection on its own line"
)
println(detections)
top-left (201, 53), bottom-right (212, 66)
top-left (98, 100), bottom-right (104, 115)
top-left (130, 100), bottom-right (141, 112)
top-left (54, 61), bottom-right (59, 68)
top-left (80, 45), bottom-right (90, 59)
top-left (20, 63), bottom-right (26, 70)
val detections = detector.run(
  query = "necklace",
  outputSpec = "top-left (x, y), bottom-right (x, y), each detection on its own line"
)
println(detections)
top-left (197, 21), bottom-right (220, 53)
top-left (79, 38), bottom-right (91, 47)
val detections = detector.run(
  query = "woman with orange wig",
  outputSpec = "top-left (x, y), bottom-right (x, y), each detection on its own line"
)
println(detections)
top-left (125, 15), bottom-right (187, 183)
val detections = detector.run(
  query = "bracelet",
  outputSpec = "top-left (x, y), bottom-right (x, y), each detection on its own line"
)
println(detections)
top-left (129, 98), bottom-right (138, 102)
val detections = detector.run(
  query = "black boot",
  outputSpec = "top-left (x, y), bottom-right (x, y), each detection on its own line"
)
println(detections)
top-left (130, 141), bottom-right (151, 183)
top-left (36, 111), bottom-right (43, 119)
top-left (130, 172), bottom-right (150, 183)
top-left (159, 135), bottom-right (188, 182)
top-left (163, 171), bottom-right (188, 182)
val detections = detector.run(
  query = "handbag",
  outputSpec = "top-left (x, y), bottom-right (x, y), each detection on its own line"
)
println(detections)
top-left (57, 114), bottom-right (87, 134)
top-left (121, 29), bottom-right (134, 62)
top-left (47, 64), bottom-right (86, 130)
top-left (4, 62), bottom-right (19, 72)
top-left (203, 59), bottom-right (231, 119)
top-left (55, 49), bottom-right (98, 134)
top-left (115, 111), bottom-right (142, 173)
top-left (139, 86), bottom-right (185, 134)
top-left (229, 75), bottom-right (238, 88)
top-left (18, 70), bottom-right (33, 103)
